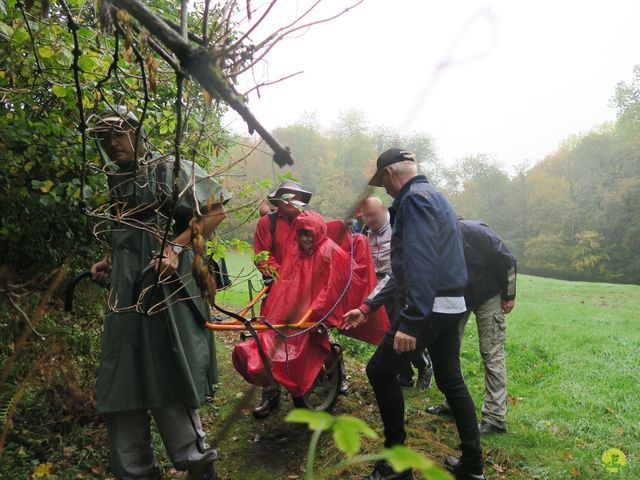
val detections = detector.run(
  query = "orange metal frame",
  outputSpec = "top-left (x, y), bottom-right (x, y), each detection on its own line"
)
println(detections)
top-left (205, 286), bottom-right (315, 331)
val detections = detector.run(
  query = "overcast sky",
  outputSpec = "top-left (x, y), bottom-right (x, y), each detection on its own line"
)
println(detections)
top-left (225, 0), bottom-right (640, 169)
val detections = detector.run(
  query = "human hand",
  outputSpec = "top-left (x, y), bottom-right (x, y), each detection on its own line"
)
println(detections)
top-left (90, 257), bottom-right (111, 288)
top-left (342, 308), bottom-right (366, 330)
top-left (154, 245), bottom-right (180, 278)
top-left (501, 299), bottom-right (515, 314)
top-left (393, 331), bottom-right (416, 354)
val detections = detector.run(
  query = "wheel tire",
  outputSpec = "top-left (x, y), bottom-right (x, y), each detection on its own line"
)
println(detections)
top-left (292, 341), bottom-right (343, 412)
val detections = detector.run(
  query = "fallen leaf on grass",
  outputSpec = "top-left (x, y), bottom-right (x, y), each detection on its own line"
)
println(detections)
top-left (563, 450), bottom-right (573, 460)
top-left (32, 463), bottom-right (54, 478)
top-left (569, 468), bottom-right (580, 477)
top-left (90, 465), bottom-right (105, 475)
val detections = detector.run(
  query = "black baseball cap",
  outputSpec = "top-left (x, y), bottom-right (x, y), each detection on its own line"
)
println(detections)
top-left (368, 148), bottom-right (416, 187)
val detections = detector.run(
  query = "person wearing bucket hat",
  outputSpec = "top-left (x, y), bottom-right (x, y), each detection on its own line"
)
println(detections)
top-left (253, 180), bottom-right (313, 279)
top-left (88, 105), bottom-right (231, 480)
top-left (343, 149), bottom-right (485, 480)
top-left (251, 180), bottom-right (313, 417)
top-left (88, 105), bottom-right (147, 168)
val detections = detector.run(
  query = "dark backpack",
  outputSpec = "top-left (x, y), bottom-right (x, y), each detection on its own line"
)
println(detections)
top-left (268, 212), bottom-right (278, 252)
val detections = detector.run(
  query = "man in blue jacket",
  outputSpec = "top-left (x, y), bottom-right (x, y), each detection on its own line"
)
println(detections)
top-left (343, 149), bottom-right (484, 480)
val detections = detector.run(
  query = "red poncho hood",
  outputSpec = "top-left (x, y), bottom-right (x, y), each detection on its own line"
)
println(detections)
top-left (293, 211), bottom-right (328, 254)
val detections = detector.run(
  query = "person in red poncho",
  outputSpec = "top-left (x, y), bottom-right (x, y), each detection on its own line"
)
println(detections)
top-left (253, 181), bottom-right (313, 279)
top-left (251, 181), bottom-right (313, 417)
top-left (234, 211), bottom-right (389, 417)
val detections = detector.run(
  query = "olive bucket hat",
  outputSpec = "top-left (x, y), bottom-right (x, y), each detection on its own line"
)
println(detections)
top-left (269, 180), bottom-right (312, 206)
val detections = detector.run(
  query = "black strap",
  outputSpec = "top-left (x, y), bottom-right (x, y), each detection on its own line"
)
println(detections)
top-left (268, 212), bottom-right (278, 253)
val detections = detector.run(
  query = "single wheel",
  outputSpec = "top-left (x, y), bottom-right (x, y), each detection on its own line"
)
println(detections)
top-left (293, 340), bottom-right (343, 412)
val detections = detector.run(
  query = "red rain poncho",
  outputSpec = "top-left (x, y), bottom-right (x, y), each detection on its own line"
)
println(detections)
top-left (232, 211), bottom-right (389, 397)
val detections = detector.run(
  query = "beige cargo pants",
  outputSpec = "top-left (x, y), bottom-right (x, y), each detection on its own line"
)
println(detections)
top-left (459, 294), bottom-right (507, 428)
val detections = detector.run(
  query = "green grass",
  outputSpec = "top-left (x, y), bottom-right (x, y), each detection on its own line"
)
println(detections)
top-left (214, 252), bottom-right (263, 311)
top-left (217, 254), bottom-right (640, 479)
top-left (463, 275), bottom-right (640, 479)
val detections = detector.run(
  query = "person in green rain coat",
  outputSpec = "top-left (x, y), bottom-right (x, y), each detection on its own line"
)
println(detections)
top-left (89, 105), bottom-right (230, 480)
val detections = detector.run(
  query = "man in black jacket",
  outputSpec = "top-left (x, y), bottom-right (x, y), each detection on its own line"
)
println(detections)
top-left (343, 149), bottom-right (484, 480)
top-left (427, 219), bottom-right (516, 435)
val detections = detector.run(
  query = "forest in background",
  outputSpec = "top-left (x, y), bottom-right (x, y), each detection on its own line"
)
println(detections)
top-left (225, 66), bottom-right (640, 285)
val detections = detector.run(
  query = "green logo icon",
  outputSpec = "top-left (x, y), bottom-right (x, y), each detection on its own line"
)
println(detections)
top-left (602, 448), bottom-right (627, 473)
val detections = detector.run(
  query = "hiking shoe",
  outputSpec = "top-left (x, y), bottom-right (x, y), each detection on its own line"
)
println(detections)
top-left (416, 368), bottom-right (433, 390)
top-left (444, 456), bottom-right (485, 480)
top-left (478, 420), bottom-right (506, 435)
top-left (361, 460), bottom-right (413, 480)
top-left (252, 389), bottom-right (280, 418)
top-left (426, 403), bottom-right (452, 416)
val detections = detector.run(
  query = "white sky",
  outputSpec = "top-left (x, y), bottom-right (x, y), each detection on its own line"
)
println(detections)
top-left (225, 0), bottom-right (640, 169)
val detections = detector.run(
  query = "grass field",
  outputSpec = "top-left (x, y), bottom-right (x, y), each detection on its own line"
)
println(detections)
top-left (213, 253), bottom-right (640, 479)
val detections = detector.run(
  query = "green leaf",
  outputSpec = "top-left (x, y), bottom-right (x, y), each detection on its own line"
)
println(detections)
top-left (332, 423), bottom-right (360, 458)
top-left (78, 55), bottom-right (97, 72)
top-left (82, 184), bottom-right (94, 199)
top-left (12, 30), bottom-right (29, 47)
top-left (285, 409), bottom-right (334, 431)
top-left (0, 22), bottom-right (13, 39)
top-left (38, 46), bottom-right (55, 59)
top-left (336, 415), bottom-right (377, 439)
top-left (39, 194), bottom-right (54, 206)
top-left (331, 415), bottom-right (377, 458)
top-left (39, 179), bottom-right (54, 193)
top-left (383, 446), bottom-right (438, 474)
top-left (52, 85), bottom-right (68, 98)
top-left (253, 250), bottom-right (269, 264)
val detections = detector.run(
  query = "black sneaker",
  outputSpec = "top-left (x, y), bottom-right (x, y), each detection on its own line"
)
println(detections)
top-left (416, 368), bottom-right (433, 390)
top-left (340, 379), bottom-right (350, 395)
top-left (361, 460), bottom-right (413, 480)
top-left (426, 403), bottom-right (452, 416)
top-left (444, 456), bottom-right (485, 480)
top-left (478, 420), bottom-right (506, 435)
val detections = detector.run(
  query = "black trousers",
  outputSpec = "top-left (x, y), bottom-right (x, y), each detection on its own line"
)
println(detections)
top-left (366, 312), bottom-right (483, 473)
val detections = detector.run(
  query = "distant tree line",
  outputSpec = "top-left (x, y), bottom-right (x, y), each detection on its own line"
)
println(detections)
top-left (229, 67), bottom-right (640, 284)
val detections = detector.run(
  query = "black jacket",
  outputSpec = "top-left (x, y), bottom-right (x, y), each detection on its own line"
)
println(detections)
top-left (459, 220), bottom-right (517, 309)
top-left (365, 175), bottom-right (467, 336)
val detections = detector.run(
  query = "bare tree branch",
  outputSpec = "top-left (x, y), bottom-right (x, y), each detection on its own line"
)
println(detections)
top-left (110, 0), bottom-right (294, 167)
